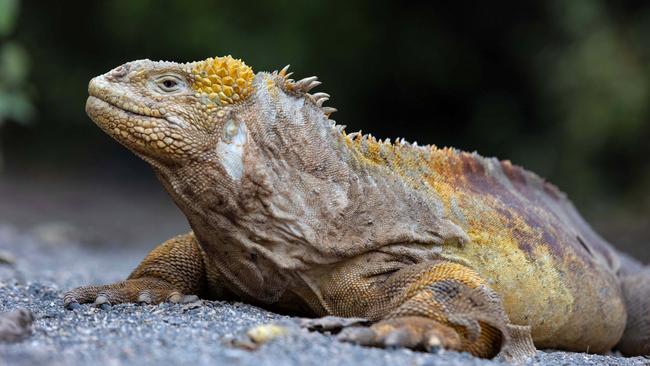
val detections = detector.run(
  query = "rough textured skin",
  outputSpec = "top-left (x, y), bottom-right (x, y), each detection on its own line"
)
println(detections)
top-left (65, 56), bottom-right (650, 361)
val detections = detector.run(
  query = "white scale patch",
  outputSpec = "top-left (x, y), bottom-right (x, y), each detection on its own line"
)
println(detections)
top-left (216, 119), bottom-right (248, 181)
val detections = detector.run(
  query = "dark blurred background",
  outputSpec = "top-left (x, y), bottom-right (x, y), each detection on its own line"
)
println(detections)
top-left (0, 0), bottom-right (649, 260)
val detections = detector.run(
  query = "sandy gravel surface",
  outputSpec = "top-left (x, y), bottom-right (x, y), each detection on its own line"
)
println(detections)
top-left (0, 223), bottom-right (648, 366)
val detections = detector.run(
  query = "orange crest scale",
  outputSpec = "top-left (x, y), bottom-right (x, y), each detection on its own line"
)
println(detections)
top-left (191, 56), bottom-right (254, 106)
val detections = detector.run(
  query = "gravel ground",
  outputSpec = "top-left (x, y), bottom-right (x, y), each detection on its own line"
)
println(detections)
top-left (0, 224), bottom-right (648, 366)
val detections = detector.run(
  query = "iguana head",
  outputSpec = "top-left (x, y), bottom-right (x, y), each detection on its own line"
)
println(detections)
top-left (86, 56), bottom-right (252, 165)
top-left (87, 56), bottom-right (333, 176)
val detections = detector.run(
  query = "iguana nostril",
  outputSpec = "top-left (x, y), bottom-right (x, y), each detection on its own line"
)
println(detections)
top-left (108, 65), bottom-right (128, 80)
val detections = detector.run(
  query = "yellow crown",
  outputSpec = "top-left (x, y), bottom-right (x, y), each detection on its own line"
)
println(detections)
top-left (191, 56), bottom-right (254, 106)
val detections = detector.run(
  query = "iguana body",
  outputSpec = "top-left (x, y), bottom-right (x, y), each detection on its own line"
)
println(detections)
top-left (65, 56), bottom-right (650, 360)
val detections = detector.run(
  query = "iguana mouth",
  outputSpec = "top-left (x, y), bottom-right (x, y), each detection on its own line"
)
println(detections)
top-left (85, 96), bottom-right (165, 142)
top-left (86, 95), bottom-right (190, 158)
top-left (87, 95), bottom-right (189, 131)
top-left (87, 88), bottom-right (163, 120)
top-left (86, 96), bottom-right (159, 131)
top-left (87, 95), bottom-right (147, 119)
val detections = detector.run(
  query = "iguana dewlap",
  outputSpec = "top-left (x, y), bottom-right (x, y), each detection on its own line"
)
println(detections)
top-left (65, 56), bottom-right (650, 361)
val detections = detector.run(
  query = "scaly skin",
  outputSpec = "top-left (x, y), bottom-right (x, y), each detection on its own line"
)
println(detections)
top-left (65, 56), bottom-right (650, 361)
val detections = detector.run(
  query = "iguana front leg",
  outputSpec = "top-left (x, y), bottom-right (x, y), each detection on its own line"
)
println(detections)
top-left (307, 260), bottom-right (536, 360)
top-left (64, 232), bottom-right (207, 309)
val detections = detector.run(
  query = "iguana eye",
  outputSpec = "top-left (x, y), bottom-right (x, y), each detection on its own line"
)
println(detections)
top-left (153, 75), bottom-right (184, 93)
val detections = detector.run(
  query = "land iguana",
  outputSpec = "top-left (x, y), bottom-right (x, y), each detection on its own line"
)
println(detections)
top-left (65, 55), bottom-right (650, 361)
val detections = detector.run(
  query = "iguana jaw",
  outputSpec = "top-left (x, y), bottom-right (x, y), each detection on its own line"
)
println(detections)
top-left (85, 95), bottom-right (170, 155)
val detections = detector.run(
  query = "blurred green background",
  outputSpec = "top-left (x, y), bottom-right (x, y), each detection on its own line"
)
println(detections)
top-left (0, 0), bottom-right (648, 258)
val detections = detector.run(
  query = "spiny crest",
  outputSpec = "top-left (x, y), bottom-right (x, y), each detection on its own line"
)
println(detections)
top-left (341, 127), bottom-right (435, 171)
top-left (191, 56), bottom-right (254, 107)
top-left (345, 130), bottom-right (425, 151)
top-left (274, 65), bottom-right (338, 118)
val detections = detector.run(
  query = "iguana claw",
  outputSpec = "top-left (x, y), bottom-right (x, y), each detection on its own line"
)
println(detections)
top-left (63, 277), bottom-right (197, 310)
top-left (64, 301), bottom-right (81, 311)
top-left (299, 316), bottom-right (370, 333)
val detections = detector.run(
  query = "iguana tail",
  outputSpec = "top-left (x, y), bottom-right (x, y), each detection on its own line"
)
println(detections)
top-left (616, 256), bottom-right (650, 355)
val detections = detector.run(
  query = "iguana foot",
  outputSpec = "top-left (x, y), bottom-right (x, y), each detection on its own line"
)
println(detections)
top-left (337, 316), bottom-right (462, 352)
top-left (63, 277), bottom-right (199, 310)
top-left (64, 233), bottom-right (206, 310)
top-left (300, 315), bottom-right (458, 352)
